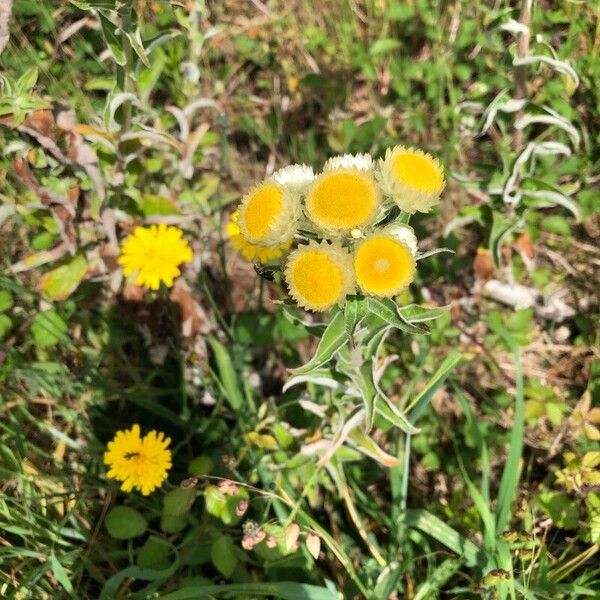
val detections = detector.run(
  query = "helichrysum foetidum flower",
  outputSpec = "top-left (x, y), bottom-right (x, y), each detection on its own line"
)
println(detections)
top-left (104, 424), bottom-right (172, 495)
top-left (354, 233), bottom-right (416, 297)
top-left (285, 241), bottom-right (354, 312)
top-left (378, 145), bottom-right (445, 214)
top-left (272, 164), bottom-right (315, 194)
top-left (323, 153), bottom-right (373, 173)
top-left (118, 224), bottom-right (192, 290)
top-left (305, 169), bottom-right (380, 234)
top-left (238, 180), bottom-right (299, 246)
top-left (227, 210), bottom-right (291, 263)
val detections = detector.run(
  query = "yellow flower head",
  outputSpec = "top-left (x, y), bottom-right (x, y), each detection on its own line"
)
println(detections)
top-left (378, 145), bottom-right (445, 214)
top-left (227, 210), bottom-right (291, 263)
top-left (305, 169), bottom-right (380, 234)
top-left (104, 424), bottom-right (172, 496)
top-left (285, 241), bottom-right (354, 312)
top-left (354, 233), bottom-right (416, 297)
top-left (238, 180), bottom-right (299, 246)
top-left (118, 224), bottom-right (192, 291)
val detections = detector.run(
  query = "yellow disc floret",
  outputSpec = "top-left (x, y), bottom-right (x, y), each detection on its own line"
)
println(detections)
top-left (378, 145), bottom-right (445, 214)
top-left (354, 234), bottom-right (416, 297)
top-left (238, 180), bottom-right (299, 246)
top-left (227, 210), bottom-right (291, 263)
top-left (118, 224), bottom-right (193, 290)
top-left (305, 169), bottom-right (380, 234)
top-left (104, 424), bottom-right (172, 496)
top-left (285, 242), bottom-right (354, 312)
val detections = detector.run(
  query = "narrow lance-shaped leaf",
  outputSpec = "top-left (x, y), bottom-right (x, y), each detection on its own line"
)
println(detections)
top-left (207, 337), bottom-right (244, 411)
top-left (289, 310), bottom-right (348, 375)
top-left (408, 350), bottom-right (463, 424)
top-left (367, 297), bottom-right (429, 335)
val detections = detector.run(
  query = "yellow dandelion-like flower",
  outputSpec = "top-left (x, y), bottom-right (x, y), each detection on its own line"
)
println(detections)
top-left (378, 145), bottom-right (445, 214)
top-left (227, 210), bottom-right (291, 263)
top-left (238, 180), bottom-right (299, 246)
top-left (104, 424), bottom-right (172, 496)
top-left (118, 224), bottom-right (192, 291)
top-left (305, 169), bottom-right (380, 234)
top-left (285, 241), bottom-right (354, 312)
top-left (354, 233), bottom-right (416, 297)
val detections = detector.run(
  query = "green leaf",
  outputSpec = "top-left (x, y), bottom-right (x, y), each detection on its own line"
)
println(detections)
top-left (160, 582), bottom-right (342, 600)
top-left (163, 487), bottom-right (196, 517)
top-left (398, 304), bottom-right (449, 323)
top-left (289, 310), bottom-right (348, 375)
top-left (139, 194), bottom-right (182, 216)
top-left (105, 506), bottom-right (148, 540)
top-left (31, 310), bottom-right (68, 348)
top-left (488, 319), bottom-right (525, 534)
top-left (188, 456), bottom-right (213, 477)
top-left (540, 215), bottom-right (571, 236)
top-left (0, 290), bottom-right (13, 313)
top-left (137, 536), bottom-right (171, 569)
top-left (124, 27), bottom-right (150, 67)
top-left (344, 295), bottom-right (367, 337)
top-left (204, 485), bottom-right (227, 520)
top-left (97, 12), bottom-right (126, 65)
top-left (16, 67), bottom-right (39, 93)
top-left (50, 553), bottom-right (75, 596)
top-left (40, 255), bottom-right (89, 301)
top-left (367, 297), bottom-right (429, 335)
top-left (370, 38), bottom-right (401, 56)
top-left (408, 351), bottom-right (462, 424)
top-left (207, 337), bottom-right (244, 411)
top-left (375, 395), bottom-right (420, 434)
top-left (211, 534), bottom-right (237, 578)
top-left (537, 491), bottom-right (578, 529)
top-left (399, 509), bottom-right (483, 567)
top-left (160, 514), bottom-right (187, 534)
top-left (0, 314), bottom-right (12, 339)
top-left (413, 558), bottom-right (464, 600)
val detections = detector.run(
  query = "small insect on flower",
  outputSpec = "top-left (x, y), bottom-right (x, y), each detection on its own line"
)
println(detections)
top-left (378, 145), bottom-right (445, 214)
top-left (354, 233), bottom-right (416, 297)
top-left (284, 241), bottom-right (354, 312)
top-left (237, 180), bottom-right (299, 246)
top-left (118, 224), bottom-right (192, 290)
top-left (104, 424), bottom-right (172, 496)
top-left (227, 210), bottom-right (291, 264)
top-left (305, 169), bottom-right (380, 234)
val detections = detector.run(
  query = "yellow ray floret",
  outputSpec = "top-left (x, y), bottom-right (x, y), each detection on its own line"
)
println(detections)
top-left (378, 145), bottom-right (445, 214)
top-left (238, 180), bottom-right (299, 246)
top-left (227, 210), bottom-right (291, 263)
top-left (285, 242), bottom-right (354, 312)
top-left (118, 224), bottom-right (192, 290)
top-left (104, 424), bottom-right (172, 496)
top-left (354, 234), bottom-right (416, 297)
top-left (305, 169), bottom-right (380, 234)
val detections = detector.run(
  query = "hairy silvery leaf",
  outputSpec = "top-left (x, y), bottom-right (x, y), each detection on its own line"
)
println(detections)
top-left (515, 109), bottom-right (580, 148)
top-left (513, 55), bottom-right (579, 88)
top-left (289, 310), bottom-right (347, 375)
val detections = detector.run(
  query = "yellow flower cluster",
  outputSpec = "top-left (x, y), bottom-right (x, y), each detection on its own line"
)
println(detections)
top-left (104, 424), bottom-right (172, 495)
top-left (229, 147), bottom-right (445, 312)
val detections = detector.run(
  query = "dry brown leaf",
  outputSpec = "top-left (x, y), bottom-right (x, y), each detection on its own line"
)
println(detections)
top-left (474, 247), bottom-right (495, 281)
